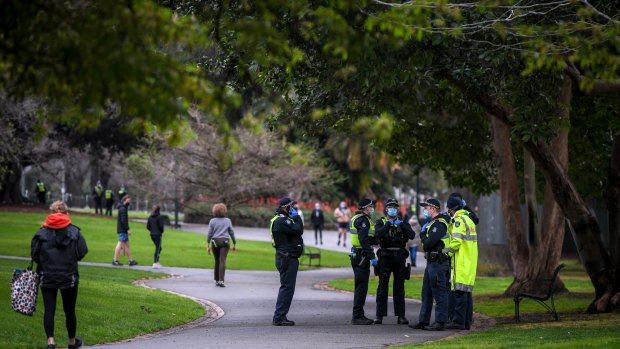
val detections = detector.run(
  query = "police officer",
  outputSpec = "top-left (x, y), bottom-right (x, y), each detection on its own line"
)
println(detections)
top-left (93, 181), bottom-right (104, 215)
top-left (36, 179), bottom-right (47, 204)
top-left (270, 197), bottom-right (304, 326)
top-left (448, 192), bottom-right (479, 225)
top-left (373, 198), bottom-right (415, 325)
top-left (444, 196), bottom-right (478, 330)
top-left (104, 188), bottom-right (114, 216)
top-left (409, 198), bottom-right (450, 331)
top-left (350, 198), bottom-right (376, 325)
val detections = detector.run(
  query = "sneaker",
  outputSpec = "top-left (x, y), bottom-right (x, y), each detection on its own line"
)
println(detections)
top-left (68, 338), bottom-right (83, 349)
top-left (373, 316), bottom-right (383, 325)
top-left (423, 322), bottom-right (445, 331)
top-left (219, 281), bottom-right (226, 287)
top-left (129, 260), bottom-right (138, 266)
top-left (152, 263), bottom-right (159, 269)
top-left (112, 260), bottom-right (122, 266)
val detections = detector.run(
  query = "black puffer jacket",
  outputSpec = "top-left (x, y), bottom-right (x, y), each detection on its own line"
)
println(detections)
top-left (117, 202), bottom-right (129, 233)
top-left (31, 224), bottom-right (88, 289)
top-left (147, 213), bottom-right (165, 236)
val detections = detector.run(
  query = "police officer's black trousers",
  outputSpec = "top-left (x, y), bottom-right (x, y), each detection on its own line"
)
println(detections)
top-left (376, 253), bottom-right (407, 317)
top-left (418, 259), bottom-right (450, 324)
top-left (273, 253), bottom-right (299, 322)
top-left (351, 254), bottom-right (370, 319)
top-left (452, 290), bottom-right (473, 329)
top-left (105, 201), bottom-right (113, 216)
top-left (94, 198), bottom-right (103, 215)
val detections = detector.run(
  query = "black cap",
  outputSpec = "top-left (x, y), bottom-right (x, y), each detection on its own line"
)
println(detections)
top-left (384, 198), bottom-right (399, 207)
top-left (420, 198), bottom-right (441, 210)
top-left (358, 198), bottom-right (375, 209)
top-left (278, 197), bottom-right (296, 208)
top-left (446, 196), bottom-right (462, 210)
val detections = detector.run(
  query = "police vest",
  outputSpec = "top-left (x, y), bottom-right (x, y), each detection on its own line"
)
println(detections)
top-left (378, 217), bottom-right (407, 248)
top-left (104, 190), bottom-right (113, 200)
top-left (350, 214), bottom-right (375, 248)
top-left (426, 217), bottom-right (450, 251)
top-left (37, 182), bottom-right (46, 193)
top-left (446, 210), bottom-right (478, 292)
top-left (269, 214), bottom-right (295, 248)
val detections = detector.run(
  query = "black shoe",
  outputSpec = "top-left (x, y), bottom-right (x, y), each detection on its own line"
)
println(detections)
top-left (337, 240), bottom-right (341, 246)
top-left (129, 260), bottom-right (138, 266)
top-left (445, 321), bottom-right (466, 330)
top-left (68, 338), bottom-right (83, 349)
top-left (408, 322), bottom-right (428, 329)
top-left (373, 316), bottom-right (383, 324)
top-left (112, 260), bottom-right (122, 266)
top-left (351, 316), bottom-right (374, 325)
top-left (423, 322), bottom-right (445, 331)
top-left (273, 317), bottom-right (295, 326)
top-left (397, 316), bottom-right (409, 325)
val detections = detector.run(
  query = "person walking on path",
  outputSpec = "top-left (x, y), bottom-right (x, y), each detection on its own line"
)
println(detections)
top-left (207, 203), bottom-right (237, 287)
top-left (349, 198), bottom-right (376, 325)
top-left (270, 197), bottom-right (304, 326)
top-left (92, 181), bottom-right (104, 215)
top-left (310, 202), bottom-right (325, 245)
top-left (334, 201), bottom-right (352, 247)
top-left (444, 196), bottom-right (478, 330)
top-left (113, 196), bottom-right (137, 266)
top-left (410, 198), bottom-right (451, 331)
top-left (373, 198), bottom-right (415, 325)
top-left (407, 214), bottom-right (422, 267)
top-left (36, 179), bottom-right (47, 204)
top-left (147, 205), bottom-right (165, 269)
top-left (104, 188), bottom-right (114, 216)
top-left (31, 201), bottom-right (88, 349)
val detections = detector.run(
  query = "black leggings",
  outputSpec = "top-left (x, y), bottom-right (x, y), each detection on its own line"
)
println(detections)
top-left (151, 235), bottom-right (163, 263)
top-left (41, 286), bottom-right (78, 338)
top-left (213, 246), bottom-right (229, 282)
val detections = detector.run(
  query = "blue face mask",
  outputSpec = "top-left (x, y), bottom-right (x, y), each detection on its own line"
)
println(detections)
top-left (423, 210), bottom-right (431, 219)
top-left (387, 207), bottom-right (398, 217)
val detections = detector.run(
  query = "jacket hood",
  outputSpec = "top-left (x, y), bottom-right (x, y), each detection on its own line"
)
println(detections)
top-left (43, 213), bottom-right (72, 229)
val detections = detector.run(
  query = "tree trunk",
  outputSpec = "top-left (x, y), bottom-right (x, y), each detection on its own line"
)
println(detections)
top-left (489, 115), bottom-right (529, 295)
top-left (0, 161), bottom-right (24, 204)
top-left (524, 150), bottom-right (540, 246)
top-left (608, 134), bottom-right (620, 307)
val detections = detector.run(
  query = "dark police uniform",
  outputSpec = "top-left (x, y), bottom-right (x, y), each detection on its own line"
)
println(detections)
top-left (349, 199), bottom-right (376, 325)
top-left (413, 201), bottom-right (450, 331)
top-left (270, 202), bottom-right (304, 326)
top-left (104, 189), bottom-right (114, 216)
top-left (374, 213), bottom-right (415, 324)
top-left (93, 184), bottom-right (104, 215)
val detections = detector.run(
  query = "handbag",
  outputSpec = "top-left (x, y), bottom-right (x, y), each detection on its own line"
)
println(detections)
top-left (10, 260), bottom-right (40, 316)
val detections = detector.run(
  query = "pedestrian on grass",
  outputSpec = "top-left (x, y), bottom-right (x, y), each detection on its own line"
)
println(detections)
top-left (31, 201), bottom-right (88, 349)
top-left (36, 179), bottom-right (47, 204)
top-left (112, 195), bottom-right (137, 266)
top-left (92, 181), bottom-right (104, 215)
top-left (147, 205), bottom-right (165, 269)
top-left (207, 203), bottom-right (237, 287)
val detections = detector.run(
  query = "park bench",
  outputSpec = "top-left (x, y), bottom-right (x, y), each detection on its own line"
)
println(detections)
top-left (514, 264), bottom-right (565, 322)
top-left (300, 246), bottom-right (321, 267)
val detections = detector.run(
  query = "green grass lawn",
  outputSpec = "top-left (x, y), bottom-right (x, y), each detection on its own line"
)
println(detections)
top-left (0, 259), bottom-right (203, 349)
top-left (329, 266), bottom-right (620, 348)
top-left (0, 211), bottom-right (349, 270)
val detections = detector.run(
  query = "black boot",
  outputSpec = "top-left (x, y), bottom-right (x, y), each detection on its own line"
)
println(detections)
top-left (408, 322), bottom-right (428, 329)
top-left (423, 322), bottom-right (445, 331)
top-left (351, 316), bottom-right (374, 325)
top-left (273, 317), bottom-right (295, 326)
top-left (373, 316), bottom-right (383, 324)
top-left (397, 316), bottom-right (409, 325)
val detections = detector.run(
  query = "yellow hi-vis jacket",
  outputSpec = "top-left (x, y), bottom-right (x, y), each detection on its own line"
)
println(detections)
top-left (445, 209), bottom-right (478, 292)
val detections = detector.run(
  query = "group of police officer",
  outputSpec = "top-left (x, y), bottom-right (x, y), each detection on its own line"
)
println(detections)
top-left (269, 194), bottom-right (478, 330)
